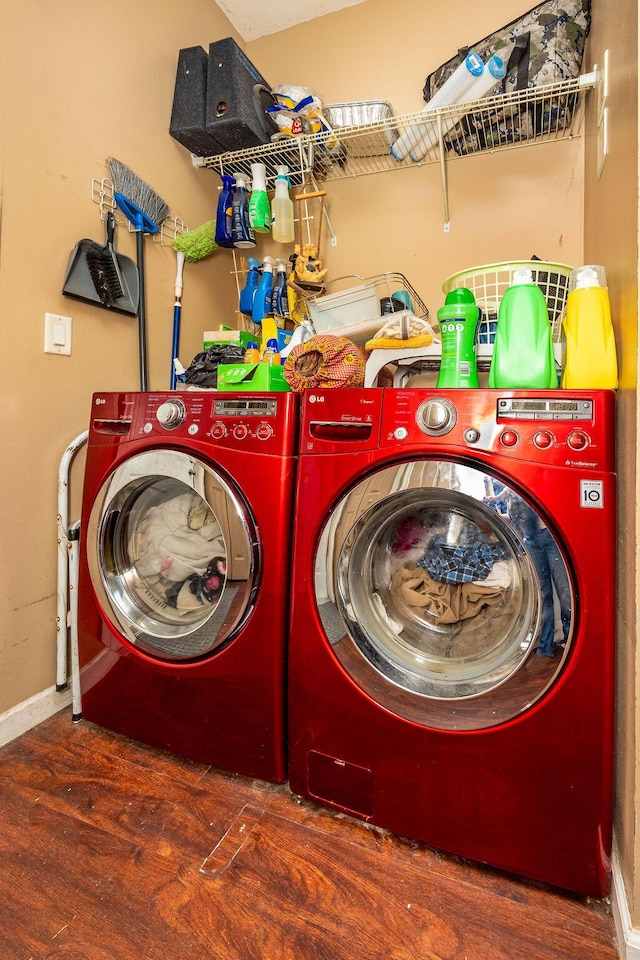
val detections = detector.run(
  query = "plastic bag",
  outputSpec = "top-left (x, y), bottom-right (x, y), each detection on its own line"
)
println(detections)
top-left (184, 345), bottom-right (246, 387)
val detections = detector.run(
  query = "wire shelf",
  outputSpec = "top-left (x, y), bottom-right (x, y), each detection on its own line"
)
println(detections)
top-left (193, 75), bottom-right (596, 187)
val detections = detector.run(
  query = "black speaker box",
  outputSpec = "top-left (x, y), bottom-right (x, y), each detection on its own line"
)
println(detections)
top-left (169, 46), bottom-right (225, 158)
top-left (205, 37), bottom-right (278, 151)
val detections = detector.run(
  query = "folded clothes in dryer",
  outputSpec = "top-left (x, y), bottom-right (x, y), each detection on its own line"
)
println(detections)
top-left (391, 563), bottom-right (505, 624)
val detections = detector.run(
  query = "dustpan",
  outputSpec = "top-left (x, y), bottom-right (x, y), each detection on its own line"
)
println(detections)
top-left (62, 216), bottom-right (139, 316)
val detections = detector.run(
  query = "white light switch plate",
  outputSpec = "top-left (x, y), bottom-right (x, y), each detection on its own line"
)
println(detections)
top-left (44, 313), bottom-right (72, 355)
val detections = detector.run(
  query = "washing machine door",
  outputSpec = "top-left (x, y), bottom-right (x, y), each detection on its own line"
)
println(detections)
top-left (315, 459), bottom-right (574, 731)
top-left (86, 449), bottom-right (259, 660)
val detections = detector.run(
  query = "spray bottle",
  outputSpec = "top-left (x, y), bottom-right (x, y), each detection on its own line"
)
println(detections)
top-left (231, 174), bottom-right (256, 248)
top-left (271, 166), bottom-right (295, 244)
top-left (239, 257), bottom-right (261, 317)
top-left (270, 259), bottom-right (290, 319)
top-left (436, 288), bottom-right (480, 388)
top-left (488, 268), bottom-right (557, 389)
top-left (561, 265), bottom-right (618, 389)
top-left (248, 162), bottom-right (271, 234)
top-left (215, 174), bottom-right (235, 247)
top-left (252, 255), bottom-right (275, 325)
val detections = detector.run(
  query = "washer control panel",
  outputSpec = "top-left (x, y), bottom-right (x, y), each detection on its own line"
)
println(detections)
top-left (378, 390), bottom-right (615, 473)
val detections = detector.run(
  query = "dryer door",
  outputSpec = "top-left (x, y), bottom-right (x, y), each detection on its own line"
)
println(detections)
top-left (314, 459), bottom-right (574, 731)
top-left (86, 449), bottom-right (259, 660)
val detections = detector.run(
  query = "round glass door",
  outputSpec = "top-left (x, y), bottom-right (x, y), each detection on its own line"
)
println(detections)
top-left (87, 450), bottom-right (259, 660)
top-left (315, 459), bottom-right (574, 731)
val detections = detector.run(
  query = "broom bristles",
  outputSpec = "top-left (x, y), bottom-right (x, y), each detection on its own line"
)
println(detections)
top-left (107, 157), bottom-right (169, 231)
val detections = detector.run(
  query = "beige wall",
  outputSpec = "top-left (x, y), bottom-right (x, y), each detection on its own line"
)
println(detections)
top-left (582, 0), bottom-right (640, 923)
top-left (0, 0), bottom-right (239, 708)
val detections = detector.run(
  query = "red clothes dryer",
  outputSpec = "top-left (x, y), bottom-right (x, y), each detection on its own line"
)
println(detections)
top-left (78, 391), bottom-right (298, 783)
top-left (288, 387), bottom-right (616, 895)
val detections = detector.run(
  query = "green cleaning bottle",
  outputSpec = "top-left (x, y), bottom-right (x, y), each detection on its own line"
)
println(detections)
top-left (436, 287), bottom-right (480, 388)
top-left (561, 265), bottom-right (618, 389)
top-left (249, 163), bottom-right (271, 234)
top-left (488, 268), bottom-right (557, 389)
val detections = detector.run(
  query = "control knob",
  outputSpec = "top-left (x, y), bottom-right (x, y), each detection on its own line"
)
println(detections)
top-left (156, 400), bottom-right (186, 430)
top-left (416, 398), bottom-right (457, 437)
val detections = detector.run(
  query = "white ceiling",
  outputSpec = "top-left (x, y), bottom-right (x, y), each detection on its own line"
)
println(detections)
top-left (213, 0), bottom-right (366, 41)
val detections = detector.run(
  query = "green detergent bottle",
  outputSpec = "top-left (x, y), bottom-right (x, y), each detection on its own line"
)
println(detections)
top-left (436, 287), bottom-right (480, 388)
top-left (488, 268), bottom-right (557, 389)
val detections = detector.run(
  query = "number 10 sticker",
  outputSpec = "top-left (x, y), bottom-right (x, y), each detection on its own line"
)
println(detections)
top-left (581, 479), bottom-right (604, 509)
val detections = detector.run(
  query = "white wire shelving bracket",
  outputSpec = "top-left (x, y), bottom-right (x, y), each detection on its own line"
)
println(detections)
top-left (193, 72), bottom-right (598, 231)
top-left (90, 177), bottom-right (188, 244)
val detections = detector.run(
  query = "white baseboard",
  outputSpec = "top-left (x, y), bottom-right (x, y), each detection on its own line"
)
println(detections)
top-left (612, 838), bottom-right (640, 960)
top-left (0, 685), bottom-right (71, 748)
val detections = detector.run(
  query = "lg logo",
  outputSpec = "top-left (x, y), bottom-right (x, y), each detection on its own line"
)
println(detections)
top-left (95, 397), bottom-right (106, 405)
top-left (308, 394), bottom-right (325, 404)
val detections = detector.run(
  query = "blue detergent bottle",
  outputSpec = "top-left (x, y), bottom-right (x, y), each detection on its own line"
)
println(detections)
top-left (488, 268), bottom-right (557, 389)
top-left (215, 174), bottom-right (235, 247)
top-left (239, 257), bottom-right (261, 316)
top-left (252, 255), bottom-right (275, 325)
top-left (231, 174), bottom-right (256, 248)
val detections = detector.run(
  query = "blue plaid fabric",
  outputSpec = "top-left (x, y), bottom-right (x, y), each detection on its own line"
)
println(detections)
top-left (418, 537), bottom-right (507, 584)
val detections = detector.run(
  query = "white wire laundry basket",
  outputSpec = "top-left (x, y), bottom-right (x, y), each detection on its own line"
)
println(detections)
top-left (443, 260), bottom-right (573, 347)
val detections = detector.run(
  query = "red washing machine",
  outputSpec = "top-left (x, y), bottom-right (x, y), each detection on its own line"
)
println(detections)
top-left (78, 391), bottom-right (298, 783)
top-left (288, 387), bottom-right (616, 895)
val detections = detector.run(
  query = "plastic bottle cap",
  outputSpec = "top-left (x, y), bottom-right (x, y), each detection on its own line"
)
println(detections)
top-left (266, 338), bottom-right (279, 349)
top-left (488, 55), bottom-right (506, 80)
top-left (235, 174), bottom-right (246, 187)
top-left (445, 287), bottom-right (476, 305)
top-left (465, 53), bottom-right (484, 77)
top-left (247, 341), bottom-right (258, 349)
top-left (576, 266), bottom-right (601, 288)
top-left (512, 268), bottom-right (534, 285)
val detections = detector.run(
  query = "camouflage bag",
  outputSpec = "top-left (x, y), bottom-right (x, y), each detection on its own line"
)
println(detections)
top-left (422, 0), bottom-right (591, 156)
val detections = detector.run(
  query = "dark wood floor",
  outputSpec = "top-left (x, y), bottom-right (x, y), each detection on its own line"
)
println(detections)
top-left (0, 709), bottom-right (618, 960)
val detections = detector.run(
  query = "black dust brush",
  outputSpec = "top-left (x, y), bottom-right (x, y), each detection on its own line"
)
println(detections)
top-left (85, 211), bottom-right (125, 306)
top-left (107, 157), bottom-right (170, 390)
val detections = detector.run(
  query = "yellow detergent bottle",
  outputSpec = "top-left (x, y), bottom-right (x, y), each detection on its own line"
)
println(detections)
top-left (561, 265), bottom-right (618, 389)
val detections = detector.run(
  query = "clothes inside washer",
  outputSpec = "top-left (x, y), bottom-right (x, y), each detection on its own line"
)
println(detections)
top-left (391, 562), bottom-right (505, 625)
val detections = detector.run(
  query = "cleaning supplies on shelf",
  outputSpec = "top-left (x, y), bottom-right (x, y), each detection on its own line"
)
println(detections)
top-left (410, 56), bottom-right (507, 161)
top-left (231, 174), bottom-right (256, 248)
top-left (215, 174), bottom-right (235, 247)
top-left (488, 268), bottom-right (557, 389)
top-left (271, 166), bottom-right (295, 244)
top-left (391, 53), bottom-right (484, 162)
top-left (436, 287), bottom-right (480, 388)
top-left (270, 259), bottom-right (290, 318)
top-left (561, 265), bottom-right (618, 389)
top-left (252, 255), bottom-right (275, 324)
top-left (249, 162), bottom-right (271, 233)
top-left (239, 257), bottom-right (262, 316)
top-left (243, 341), bottom-right (261, 364)
top-left (261, 338), bottom-right (281, 365)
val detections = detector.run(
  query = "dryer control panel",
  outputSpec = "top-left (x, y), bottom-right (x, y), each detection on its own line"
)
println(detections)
top-left (89, 391), bottom-right (299, 457)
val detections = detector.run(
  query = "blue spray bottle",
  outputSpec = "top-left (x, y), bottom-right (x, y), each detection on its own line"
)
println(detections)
top-left (239, 257), bottom-right (261, 317)
top-left (252, 255), bottom-right (275, 325)
top-left (231, 174), bottom-right (256, 248)
top-left (215, 174), bottom-right (235, 247)
top-left (270, 259), bottom-right (290, 319)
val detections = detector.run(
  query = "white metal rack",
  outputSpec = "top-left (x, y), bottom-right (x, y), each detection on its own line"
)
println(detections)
top-left (193, 72), bottom-right (598, 230)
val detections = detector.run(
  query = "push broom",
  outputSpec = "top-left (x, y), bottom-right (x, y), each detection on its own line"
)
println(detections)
top-left (107, 158), bottom-right (169, 390)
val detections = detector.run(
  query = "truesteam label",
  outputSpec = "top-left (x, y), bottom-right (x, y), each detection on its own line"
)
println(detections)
top-left (581, 479), bottom-right (604, 509)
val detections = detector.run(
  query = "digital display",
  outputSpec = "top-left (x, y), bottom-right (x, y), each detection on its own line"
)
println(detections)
top-left (213, 398), bottom-right (277, 417)
top-left (510, 401), bottom-right (547, 411)
top-left (498, 398), bottom-right (592, 420)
